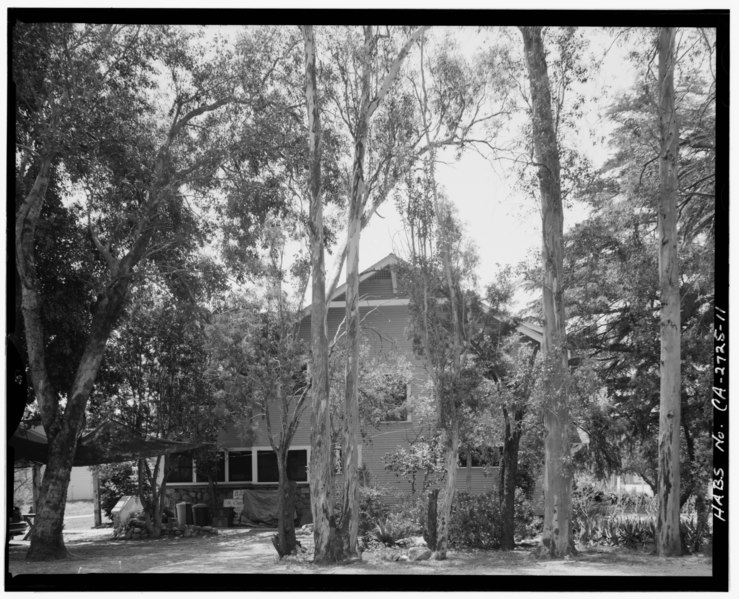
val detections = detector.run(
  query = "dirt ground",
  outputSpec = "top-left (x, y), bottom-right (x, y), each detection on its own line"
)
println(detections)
top-left (6, 524), bottom-right (712, 578)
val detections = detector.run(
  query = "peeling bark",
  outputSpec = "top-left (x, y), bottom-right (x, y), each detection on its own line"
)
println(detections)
top-left (656, 26), bottom-right (682, 557)
top-left (520, 26), bottom-right (574, 558)
top-left (335, 25), bottom-right (374, 559)
top-left (301, 25), bottom-right (339, 564)
top-left (434, 424), bottom-right (460, 560)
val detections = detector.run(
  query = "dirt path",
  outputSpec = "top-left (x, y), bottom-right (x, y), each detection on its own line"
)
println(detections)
top-left (7, 527), bottom-right (712, 577)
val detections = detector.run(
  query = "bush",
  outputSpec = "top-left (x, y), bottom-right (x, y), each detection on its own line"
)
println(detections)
top-left (359, 486), bottom-right (391, 536)
top-left (99, 462), bottom-right (138, 519)
top-left (513, 488), bottom-right (540, 539)
top-left (449, 491), bottom-right (503, 550)
top-left (372, 515), bottom-right (415, 546)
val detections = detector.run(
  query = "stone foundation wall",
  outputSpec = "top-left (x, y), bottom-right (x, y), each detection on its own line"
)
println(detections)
top-left (165, 484), bottom-right (312, 525)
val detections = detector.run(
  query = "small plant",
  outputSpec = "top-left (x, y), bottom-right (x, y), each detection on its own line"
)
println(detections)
top-left (372, 513), bottom-right (419, 547)
top-left (373, 519), bottom-right (398, 546)
top-left (359, 486), bottom-right (391, 536)
top-left (615, 517), bottom-right (654, 549)
top-left (514, 488), bottom-right (539, 539)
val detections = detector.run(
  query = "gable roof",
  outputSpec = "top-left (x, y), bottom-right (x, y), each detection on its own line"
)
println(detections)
top-left (309, 252), bottom-right (543, 345)
top-left (329, 253), bottom-right (401, 302)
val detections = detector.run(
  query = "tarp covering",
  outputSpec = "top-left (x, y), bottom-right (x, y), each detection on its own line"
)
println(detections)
top-left (238, 488), bottom-right (296, 527)
top-left (240, 488), bottom-right (280, 525)
top-left (8, 420), bottom-right (208, 466)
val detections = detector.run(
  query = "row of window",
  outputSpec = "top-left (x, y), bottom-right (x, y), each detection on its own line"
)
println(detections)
top-left (168, 446), bottom-right (501, 485)
top-left (168, 449), bottom-right (309, 484)
top-left (457, 448), bottom-right (503, 468)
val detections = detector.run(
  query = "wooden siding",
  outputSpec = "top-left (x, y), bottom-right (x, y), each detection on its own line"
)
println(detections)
top-left (362, 420), bottom-right (500, 499)
top-left (222, 265), bottom-right (501, 499)
top-left (333, 269), bottom-right (395, 302)
top-left (217, 394), bottom-right (313, 448)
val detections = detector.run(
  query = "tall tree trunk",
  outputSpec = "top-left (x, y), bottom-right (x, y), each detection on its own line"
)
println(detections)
top-left (656, 26), bottom-right (682, 557)
top-left (25, 428), bottom-right (77, 560)
top-left (500, 407), bottom-right (522, 550)
top-left (435, 423), bottom-right (460, 559)
top-left (425, 488), bottom-right (439, 550)
top-left (520, 26), bottom-right (574, 558)
top-left (336, 25), bottom-right (374, 561)
top-left (273, 451), bottom-right (298, 557)
top-left (301, 25), bottom-right (338, 564)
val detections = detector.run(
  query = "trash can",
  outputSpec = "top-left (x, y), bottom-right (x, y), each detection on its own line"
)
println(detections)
top-left (192, 503), bottom-right (210, 526)
top-left (224, 506), bottom-right (235, 527)
top-left (176, 502), bottom-right (193, 527)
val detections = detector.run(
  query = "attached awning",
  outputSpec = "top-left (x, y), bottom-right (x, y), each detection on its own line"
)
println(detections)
top-left (8, 419), bottom-right (208, 466)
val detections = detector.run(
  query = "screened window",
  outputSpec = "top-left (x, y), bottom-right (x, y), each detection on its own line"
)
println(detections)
top-left (195, 452), bottom-right (226, 483)
top-left (257, 449), bottom-right (308, 482)
top-left (228, 450), bottom-right (253, 482)
top-left (168, 453), bottom-right (194, 483)
top-left (256, 450), bottom-right (278, 482)
top-left (167, 448), bottom-right (308, 484)
top-left (287, 449), bottom-right (308, 482)
top-left (458, 447), bottom-right (502, 468)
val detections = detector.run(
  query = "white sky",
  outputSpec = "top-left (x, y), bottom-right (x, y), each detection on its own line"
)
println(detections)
top-left (352, 27), bottom-right (639, 310)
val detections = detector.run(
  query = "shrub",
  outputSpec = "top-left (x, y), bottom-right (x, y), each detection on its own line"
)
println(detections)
top-left (513, 488), bottom-right (540, 539)
top-left (680, 516), bottom-right (712, 554)
top-left (99, 462), bottom-right (138, 519)
top-left (359, 486), bottom-right (391, 536)
top-left (371, 506), bottom-right (423, 546)
top-left (449, 491), bottom-right (503, 550)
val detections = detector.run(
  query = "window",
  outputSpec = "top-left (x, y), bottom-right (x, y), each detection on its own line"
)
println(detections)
top-left (257, 450), bottom-right (279, 483)
top-left (255, 449), bottom-right (308, 482)
top-left (381, 376), bottom-right (409, 422)
top-left (458, 447), bottom-right (502, 468)
top-left (168, 452), bottom-right (195, 483)
top-left (286, 449), bottom-right (308, 482)
top-left (167, 447), bottom-right (309, 484)
top-left (228, 450), bottom-right (252, 482)
top-left (195, 452), bottom-right (226, 483)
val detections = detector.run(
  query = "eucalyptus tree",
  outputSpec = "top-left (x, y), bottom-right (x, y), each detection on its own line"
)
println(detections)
top-left (519, 26), bottom-right (575, 558)
top-left (300, 24), bottom-right (428, 562)
top-left (396, 167), bottom-right (482, 558)
top-left (655, 26), bottom-right (682, 557)
top-left (561, 27), bottom-right (715, 553)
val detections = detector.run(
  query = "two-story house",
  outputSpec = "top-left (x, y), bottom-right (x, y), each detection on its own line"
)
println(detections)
top-left (164, 253), bottom-right (543, 525)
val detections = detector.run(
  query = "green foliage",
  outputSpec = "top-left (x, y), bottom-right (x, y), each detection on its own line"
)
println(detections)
top-left (92, 287), bottom-right (218, 441)
top-left (570, 483), bottom-right (711, 553)
top-left (98, 462), bottom-right (139, 520)
top-left (358, 486), bottom-right (391, 536)
top-left (370, 498), bottom-right (424, 547)
top-left (558, 28), bottom-right (716, 505)
top-left (513, 488), bottom-right (540, 539)
top-left (382, 432), bottom-right (446, 496)
top-left (449, 491), bottom-right (504, 550)
top-left (329, 340), bottom-right (414, 441)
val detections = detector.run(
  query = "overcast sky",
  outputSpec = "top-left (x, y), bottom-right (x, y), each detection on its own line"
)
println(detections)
top-left (348, 26), bottom-right (639, 311)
